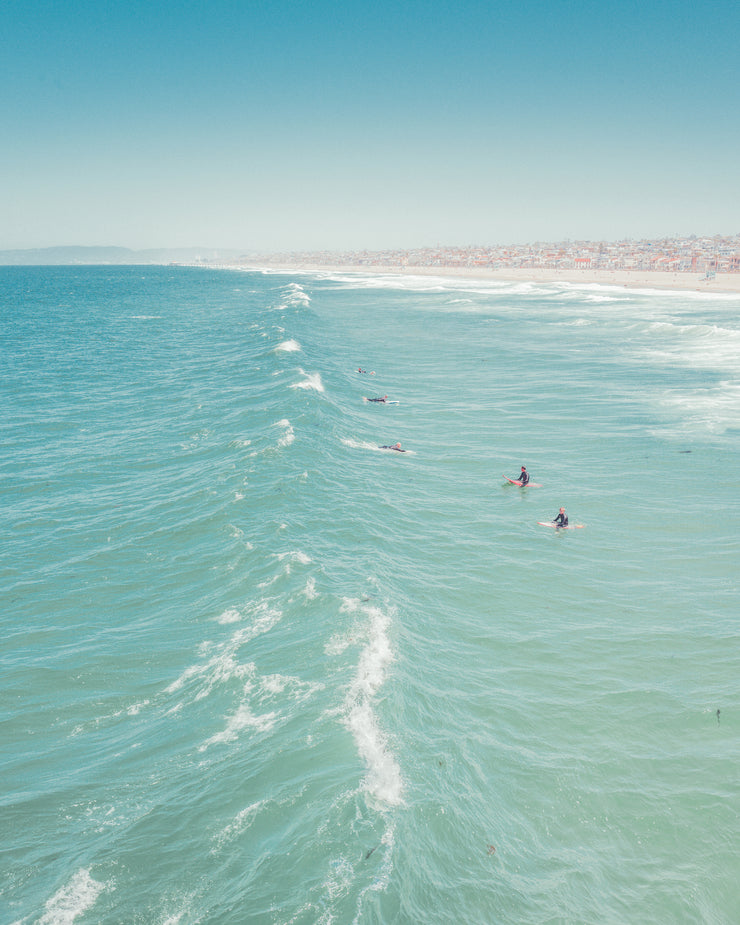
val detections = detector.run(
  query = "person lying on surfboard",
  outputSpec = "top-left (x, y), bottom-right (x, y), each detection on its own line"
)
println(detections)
top-left (380, 442), bottom-right (406, 452)
top-left (367, 395), bottom-right (388, 402)
top-left (552, 508), bottom-right (568, 527)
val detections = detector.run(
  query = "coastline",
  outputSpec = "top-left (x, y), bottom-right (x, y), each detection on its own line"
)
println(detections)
top-left (244, 262), bottom-right (740, 295)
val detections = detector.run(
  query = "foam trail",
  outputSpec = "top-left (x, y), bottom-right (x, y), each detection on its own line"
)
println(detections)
top-left (212, 800), bottom-right (266, 851)
top-left (202, 703), bottom-right (276, 748)
top-left (38, 869), bottom-right (105, 925)
top-left (165, 602), bottom-right (283, 699)
top-left (342, 437), bottom-right (414, 454)
top-left (343, 602), bottom-right (402, 807)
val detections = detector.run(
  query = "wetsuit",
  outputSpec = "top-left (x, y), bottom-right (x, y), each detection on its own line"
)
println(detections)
top-left (519, 469), bottom-right (529, 485)
top-left (380, 445), bottom-right (406, 452)
top-left (553, 511), bottom-right (569, 527)
top-left (367, 397), bottom-right (387, 403)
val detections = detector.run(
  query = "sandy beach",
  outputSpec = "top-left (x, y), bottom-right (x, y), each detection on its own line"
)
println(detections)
top-left (253, 263), bottom-right (740, 295)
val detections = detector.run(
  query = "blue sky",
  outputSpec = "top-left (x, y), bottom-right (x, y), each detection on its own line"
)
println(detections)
top-left (2, 0), bottom-right (739, 251)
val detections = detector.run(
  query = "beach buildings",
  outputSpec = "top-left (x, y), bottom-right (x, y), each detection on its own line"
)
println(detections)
top-left (251, 233), bottom-right (740, 276)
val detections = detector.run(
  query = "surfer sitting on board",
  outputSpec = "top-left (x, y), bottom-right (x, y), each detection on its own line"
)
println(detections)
top-left (552, 508), bottom-right (568, 528)
top-left (380, 442), bottom-right (406, 452)
top-left (367, 395), bottom-right (388, 403)
top-left (518, 466), bottom-right (529, 485)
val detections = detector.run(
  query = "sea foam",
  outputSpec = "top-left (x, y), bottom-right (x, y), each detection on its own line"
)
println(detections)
top-left (290, 370), bottom-right (324, 392)
top-left (38, 869), bottom-right (106, 925)
top-left (342, 602), bottom-right (402, 807)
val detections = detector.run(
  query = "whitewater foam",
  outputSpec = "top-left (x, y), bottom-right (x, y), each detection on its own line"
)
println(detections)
top-left (290, 370), bottom-right (324, 392)
top-left (274, 418), bottom-right (295, 445)
top-left (276, 339), bottom-right (302, 352)
top-left (201, 702), bottom-right (277, 749)
top-left (342, 603), bottom-right (402, 807)
top-left (37, 869), bottom-right (106, 925)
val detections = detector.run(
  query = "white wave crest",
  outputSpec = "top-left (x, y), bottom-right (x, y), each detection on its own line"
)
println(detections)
top-left (290, 370), bottom-right (324, 392)
top-left (284, 283), bottom-right (311, 305)
top-left (343, 604), bottom-right (402, 807)
top-left (276, 339), bottom-right (301, 352)
top-left (581, 294), bottom-right (625, 303)
top-left (201, 703), bottom-right (277, 749)
top-left (273, 418), bottom-right (295, 446)
top-left (38, 869), bottom-right (106, 925)
top-left (639, 321), bottom-right (740, 372)
top-left (216, 608), bottom-right (242, 624)
top-left (200, 669), bottom-right (321, 752)
top-left (166, 602), bottom-right (282, 699)
top-left (212, 800), bottom-right (266, 851)
top-left (653, 379), bottom-right (740, 436)
top-left (275, 549), bottom-right (312, 565)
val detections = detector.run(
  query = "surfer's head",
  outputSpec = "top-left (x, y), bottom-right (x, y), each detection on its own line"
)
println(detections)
top-left (559, 507), bottom-right (565, 513)
top-left (395, 442), bottom-right (401, 449)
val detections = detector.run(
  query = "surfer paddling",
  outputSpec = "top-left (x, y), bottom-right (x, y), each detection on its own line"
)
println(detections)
top-left (367, 395), bottom-right (388, 403)
top-left (380, 442), bottom-right (406, 452)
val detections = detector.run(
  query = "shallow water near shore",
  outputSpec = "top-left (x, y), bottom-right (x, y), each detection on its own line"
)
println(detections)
top-left (2, 265), bottom-right (739, 924)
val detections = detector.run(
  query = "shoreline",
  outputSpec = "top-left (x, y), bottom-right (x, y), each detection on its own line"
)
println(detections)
top-left (242, 263), bottom-right (740, 295)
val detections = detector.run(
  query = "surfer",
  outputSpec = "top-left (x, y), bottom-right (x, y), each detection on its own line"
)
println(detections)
top-left (367, 395), bottom-right (388, 403)
top-left (518, 466), bottom-right (529, 486)
top-left (380, 442), bottom-right (406, 452)
top-left (552, 508), bottom-right (569, 528)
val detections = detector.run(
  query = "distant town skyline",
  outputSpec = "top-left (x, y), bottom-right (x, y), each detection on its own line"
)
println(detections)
top-left (3, 232), bottom-right (739, 276)
top-left (251, 233), bottom-right (740, 275)
top-left (2, 1), bottom-right (739, 252)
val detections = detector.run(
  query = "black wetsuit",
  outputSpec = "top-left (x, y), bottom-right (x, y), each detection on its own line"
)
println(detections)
top-left (553, 511), bottom-right (569, 527)
top-left (519, 470), bottom-right (529, 485)
top-left (380, 445), bottom-right (406, 452)
top-left (367, 398), bottom-right (387, 403)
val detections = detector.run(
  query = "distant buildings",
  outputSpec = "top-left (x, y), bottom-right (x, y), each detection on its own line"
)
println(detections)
top-left (246, 234), bottom-right (740, 274)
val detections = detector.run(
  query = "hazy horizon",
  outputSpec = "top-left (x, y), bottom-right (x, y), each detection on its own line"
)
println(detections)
top-left (3, 0), bottom-right (739, 252)
top-left (1, 230), bottom-right (739, 260)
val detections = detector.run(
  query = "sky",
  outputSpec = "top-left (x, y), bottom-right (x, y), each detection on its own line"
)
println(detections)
top-left (2, 0), bottom-right (739, 252)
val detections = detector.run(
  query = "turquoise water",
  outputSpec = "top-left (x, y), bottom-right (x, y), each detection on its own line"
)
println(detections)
top-left (2, 265), bottom-right (739, 924)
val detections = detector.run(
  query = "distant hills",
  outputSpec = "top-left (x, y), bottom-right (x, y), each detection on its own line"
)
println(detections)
top-left (0, 246), bottom-right (246, 266)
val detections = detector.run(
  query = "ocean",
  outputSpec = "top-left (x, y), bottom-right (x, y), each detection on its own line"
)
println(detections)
top-left (2, 264), bottom-right (738, 925)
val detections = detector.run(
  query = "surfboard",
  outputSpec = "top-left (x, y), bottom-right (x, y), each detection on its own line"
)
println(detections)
top-left (503, 476), bottom-right (542, 487)
top-left (537, 521), bottom-right (585, 529)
